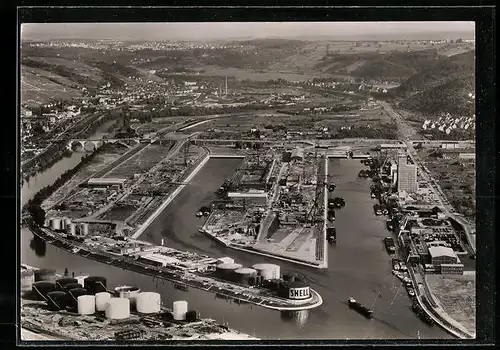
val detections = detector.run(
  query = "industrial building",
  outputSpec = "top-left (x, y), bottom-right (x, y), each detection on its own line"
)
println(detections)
top-left (380, 143), bottom-right (407, 150)
top-left (290, 147), bottom-right (304, 161)
top-left (86, 178), bottom-right (127, 189)
top-left (227, 191), bottom-right (268, 206)
top-left (428, 246), bottom-right (459, 265)
top-left (397, 155), bottom-right (418, 194)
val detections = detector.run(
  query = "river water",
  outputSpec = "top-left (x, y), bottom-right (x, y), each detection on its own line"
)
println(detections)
top-left (20, 140), bottom-right (452, 339)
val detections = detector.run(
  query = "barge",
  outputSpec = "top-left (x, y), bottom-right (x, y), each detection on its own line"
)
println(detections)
top-left (347, 297), bottom-right (373, 319)
top-left (384, 237), bottom-right (396, 254)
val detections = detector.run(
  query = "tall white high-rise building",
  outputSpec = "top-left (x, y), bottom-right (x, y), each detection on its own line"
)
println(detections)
top-left (397, 155), bottom-right (417, 194)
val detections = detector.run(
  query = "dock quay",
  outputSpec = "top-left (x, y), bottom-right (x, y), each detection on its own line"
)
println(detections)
top-left (27, 220), bottom-right (323, 312)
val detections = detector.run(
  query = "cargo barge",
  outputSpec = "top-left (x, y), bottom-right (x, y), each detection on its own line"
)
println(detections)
top-left (412, 302), bottom-right (435, 326)
top-left (26, 220), bottom-right (323, 312)
top-left (384, 237), bottom-right (396, 254)
top-left (347, 297), bottom-right (373, 319)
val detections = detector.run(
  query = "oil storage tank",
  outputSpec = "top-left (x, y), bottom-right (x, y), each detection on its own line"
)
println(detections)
top-left (280, 281), bottom-right (311, 301)
top-left (21, 270), bottom-right (35, 292)
top-left (60, 218), bottom-right (67, 231)
top-left (115, 286), bottom-right (141, 308)
top-left (233, 268), bottom-right (258, 284)
top-left (186, 310), bottom-right (200, 322)
top-left (46, 291), bottom-right (69, 311)
top-left (56, 278), bottom-right (78, 290)
top-left (68, 223), bottom-right (77, 235)
top-left (215, 263), bottom-right (242, 281)
top-left (63, 283), bottom-right (82, 292)
top-left (68, 288), bottom-right (88, 309)
top-left (34, 269), bottom-right (57, 282)
top-left (252, 263), bottom-right (281, 280)
top-left (136, 292), bottom-right (161, 314)
top-left (50, 218), bottom-right (61, 231)
top-left (84, 276), bottom-right (107, 294)
top-left (105, 298), bottom-right (130, 320)
top-left (32, 281), bottom-right (57, 301)
top-left (64, 217), bottom-right (72, 228)
top-left (78, 295), bottom-right (96, 315)
top-left (173, 301), bottom-right (188, 321)
top-left (95, 292), bottom-right (112, 312)
top-left (80, 223), bottom-right (89, 236)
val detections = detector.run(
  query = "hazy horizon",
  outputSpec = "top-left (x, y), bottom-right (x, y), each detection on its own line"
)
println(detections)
top-left (21, 22), bottom-right (475, 42)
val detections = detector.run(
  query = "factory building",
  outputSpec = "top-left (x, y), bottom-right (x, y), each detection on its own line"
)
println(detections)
top-left (227, 191), bottom-right (268, 206)
top-left (290, 147), bottom-right (304, 161)
top-left (397, 155), bottom-right (417, 194)
top-left (428, 246), bottom-right (458, 265)
top-left (380, 143), bottom-right (407, 150)
top-left (86, 178), bottom-right (127, 189)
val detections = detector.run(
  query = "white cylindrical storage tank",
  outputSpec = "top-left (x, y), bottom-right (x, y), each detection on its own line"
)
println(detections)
top-left (50, 218), bottom-right (61, 231)
top-left (21, 270), bottom-right (35, 292)
top-left (60, 218), bottom-right (67, 231)
top-left (69, 223), bottom-right (77, 235)
top-left (136, 292), bottom-right (161, 314)
top-left (173, 300), bottom-right (188, 320)
top-left (81, 223), bottom-right (89, 235)
top-left (252, 263), bottom-right (281, 280)
top-left (64, 217), bottom-right (72, 227)
top-left (95, 292), bottom-right (112, 312)
top-left (105, 298), bottom-right (130, 320)
top-left (77, 295), bottom-right (96, 315)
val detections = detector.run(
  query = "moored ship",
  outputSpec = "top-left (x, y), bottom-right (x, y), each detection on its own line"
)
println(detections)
top-left (348, 297), bottom-right (373, 319)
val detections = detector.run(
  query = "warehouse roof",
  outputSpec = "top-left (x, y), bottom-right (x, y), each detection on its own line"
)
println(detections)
top-left (291, 147), bottom-right (304, 158)
top-left (88, 178), bottom-right (127, 185)
top-left (428, 246), bottom-right (457, 259)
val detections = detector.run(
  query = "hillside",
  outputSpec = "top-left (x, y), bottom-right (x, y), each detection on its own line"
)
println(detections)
top-left (396, 50), bottom-right (475, 94)
top-left (20, 49), bottom-right (160, 105)
top-left (314, 49), bottom-right (441, 81)
top-left (395, 50), bottom-right (475, 115)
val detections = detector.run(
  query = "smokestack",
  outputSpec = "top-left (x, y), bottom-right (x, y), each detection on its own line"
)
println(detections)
top-left (225, 76), bottom-right (228, 96)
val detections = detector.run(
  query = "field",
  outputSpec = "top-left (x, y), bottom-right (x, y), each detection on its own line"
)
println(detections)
top-left (97, 204), bottom-right (138, 221)
top-left (420, 154), bottom-right (476, 221)
top-left (426, 274), bottom-right (476, 336)
top-left (105, 143), bottom-right (173, 178)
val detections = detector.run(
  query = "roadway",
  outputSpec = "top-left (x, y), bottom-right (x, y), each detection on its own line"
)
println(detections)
top-left (380, 100), bottom-right (476, 253)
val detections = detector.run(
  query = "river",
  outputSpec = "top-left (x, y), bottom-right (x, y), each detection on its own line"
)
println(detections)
top-left (20, 141), bottom-right (452, 339)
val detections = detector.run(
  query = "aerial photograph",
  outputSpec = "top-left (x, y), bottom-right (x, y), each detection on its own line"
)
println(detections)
top-left (20, 21), bottom-right (476, 341)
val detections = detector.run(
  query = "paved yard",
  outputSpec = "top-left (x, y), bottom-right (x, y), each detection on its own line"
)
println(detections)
top-left (427, 274), bottom-right (476, 336)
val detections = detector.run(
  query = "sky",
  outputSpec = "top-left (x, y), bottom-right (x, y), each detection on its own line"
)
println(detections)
top-left (21, 22), bottom-right (475, 42)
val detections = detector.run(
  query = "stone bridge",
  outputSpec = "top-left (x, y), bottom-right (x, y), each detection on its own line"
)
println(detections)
top-left (67, 138), bottom-right (141, 152)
